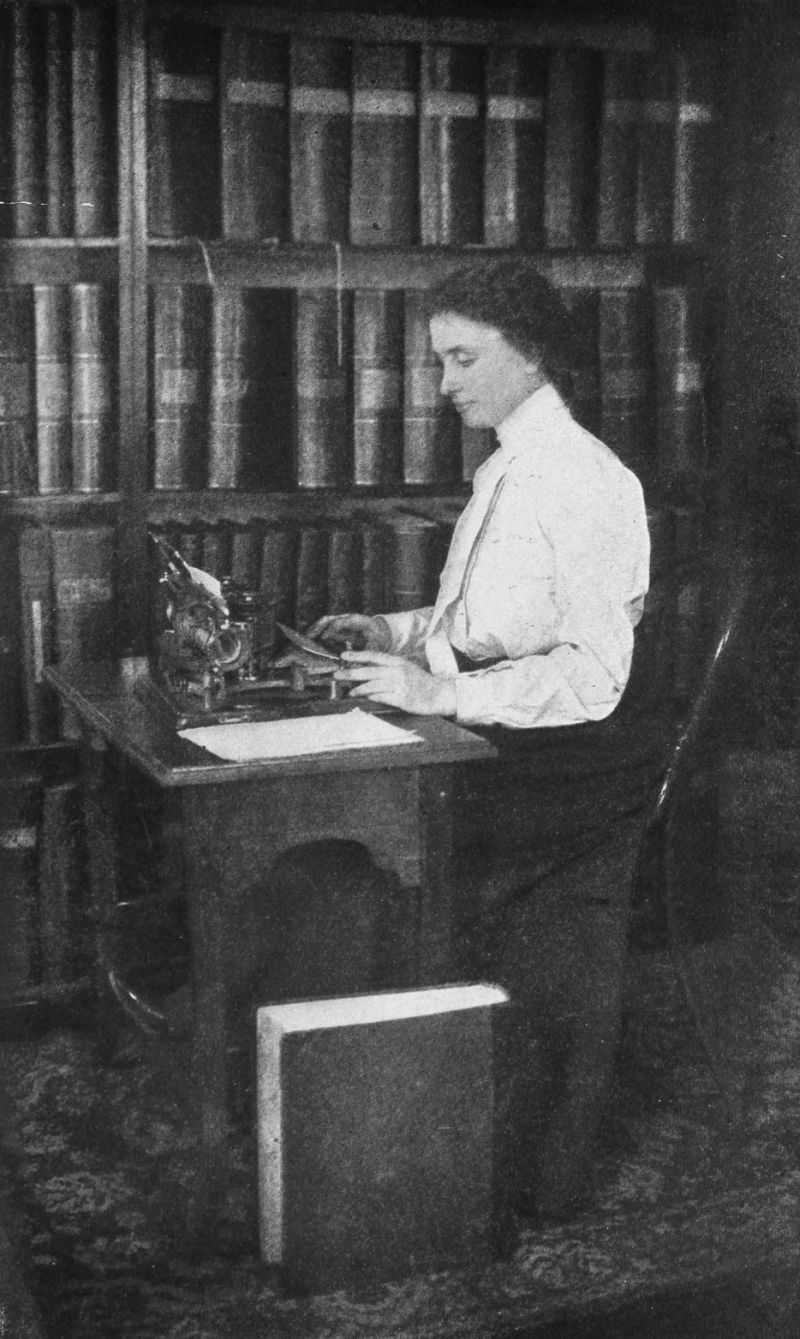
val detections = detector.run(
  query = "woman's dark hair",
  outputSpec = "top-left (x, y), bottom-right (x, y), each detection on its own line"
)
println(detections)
top-left (426, 257), bottom-right (581, 400)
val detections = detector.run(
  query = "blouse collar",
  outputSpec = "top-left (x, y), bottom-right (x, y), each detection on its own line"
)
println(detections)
top-left (495, 382), bottom-right (569, 455)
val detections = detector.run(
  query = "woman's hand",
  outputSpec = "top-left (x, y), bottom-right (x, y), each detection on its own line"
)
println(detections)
top-left (336, 651), bottom-right (457, 716)
top-left (305, 613), bottom-right (391, 654)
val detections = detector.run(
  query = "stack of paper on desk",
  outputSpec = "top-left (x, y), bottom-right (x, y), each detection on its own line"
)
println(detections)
top-left (178, 708), bottom-right (424, 761)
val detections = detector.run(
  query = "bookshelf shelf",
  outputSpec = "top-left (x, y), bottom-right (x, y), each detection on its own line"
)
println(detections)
top-left (0, 240), bottom-right (118, 284)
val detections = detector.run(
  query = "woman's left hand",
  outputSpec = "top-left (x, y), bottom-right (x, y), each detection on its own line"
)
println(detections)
top-left (336, 651), bottom-right (457, 716)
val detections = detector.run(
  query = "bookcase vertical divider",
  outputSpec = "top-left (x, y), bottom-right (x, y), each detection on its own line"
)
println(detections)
top-left (116, 0), bottom-right (150, 655)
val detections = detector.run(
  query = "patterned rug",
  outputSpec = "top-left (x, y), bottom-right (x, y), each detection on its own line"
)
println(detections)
top-left (3, 750), bottom-right (800, 1339)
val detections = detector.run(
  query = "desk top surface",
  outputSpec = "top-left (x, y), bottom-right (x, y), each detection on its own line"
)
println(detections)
top-left (44, 659), bottom-right (495, 788)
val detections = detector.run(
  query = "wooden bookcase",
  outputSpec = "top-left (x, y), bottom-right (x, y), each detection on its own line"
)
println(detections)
top-left (0, 0), bottom-right (734, 750)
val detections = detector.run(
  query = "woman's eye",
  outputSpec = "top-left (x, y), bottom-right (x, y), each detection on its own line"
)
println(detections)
top-left (455, 353), bottom-right (476, 368)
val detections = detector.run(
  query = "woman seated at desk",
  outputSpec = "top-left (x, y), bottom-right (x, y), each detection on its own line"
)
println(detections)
top-left (310, 257), bottom-right (667, 1222)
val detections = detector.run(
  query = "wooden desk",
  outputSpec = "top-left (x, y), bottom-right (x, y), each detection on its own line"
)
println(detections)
top-left (44, 658), bottom-right (495, 1232)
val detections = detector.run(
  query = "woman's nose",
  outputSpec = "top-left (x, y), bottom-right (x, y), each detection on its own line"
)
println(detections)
top-left (439, 363), bottom-right (458, 396)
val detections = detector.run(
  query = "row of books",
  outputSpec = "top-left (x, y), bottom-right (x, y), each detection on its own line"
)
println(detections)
top-left (0, 2), bottom-right (116, 240)
top-left (147, 22), bottom-right (717, 250)
top-left (0, 282), bottom-right (117, 496)
top-left (1, 279), bottom-right (709, 502)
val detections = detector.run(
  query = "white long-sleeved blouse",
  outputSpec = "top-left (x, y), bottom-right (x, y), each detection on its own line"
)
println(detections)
top-left (381, 383), bottom-right (650, 729)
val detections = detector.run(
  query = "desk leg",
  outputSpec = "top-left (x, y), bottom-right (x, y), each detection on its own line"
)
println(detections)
top-left (180, 788), bottom-right (231, 1239)
top-left (417, 765), bottom-right (458, 984)
top-left (79, 730), bottom-right (121, 1063)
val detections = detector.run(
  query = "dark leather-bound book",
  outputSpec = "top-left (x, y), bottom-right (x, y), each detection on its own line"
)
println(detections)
top-left (9, 4), bottom-right (46, 238)
top-left (50, 524), bottom-right (116, 739)
top-left (0, 770), bottom-right (41, 997)
top-left (353, 289), bottom-right (404, 489)
top-left (229, 522), bottom-right (263, 591)
top-left (258, 522), bottom-right (298, 661)
top-left (44, 6), bottom-right (71, 237)
top-left (256, 983), bottom-right (508, 1294)
top-left (0, 286), bottom-right (35, 495)
top-left (326, 520), bottom-right (363, 615)
top-left (199, 521), bottom-right (233, 586)
top-left (599, 286), bottom-right (654, 495)
top-left (636, 50), bottom-right (676, 247)
top-left (147, 21), bottom-right (219, 237)
top-left (350, 42), bottom-right (418, 245)
top-left (653, 283), bottom-right (707, 503)
top-left (673, 46), bottom-right (719, 248)
top-left (33, 284), bottom-right (71, 495)
top-left (561, 287), bottom-right (601, 437)
top-left (295, 288), bottom-right (352, 489)
top-left (72, 3), bottom-right (116, 237)
top-left (381, 508), bottom-right (440, 612)
top-left (220, 26), bottom-right (288, 241)
top-left (71, 282), bottom-right (116, 493)
top-left (483, 44), bottom-right (547, 248)
top-left (17, 525), bottom-right (57, 744)
top-left (403, 291), bottom-right (460, 487)
top-left (543, 48), bottom-right (602, 249)
top-left (293, 521), bottom-right (329, 631)
top-left (419, 44), bottom-right (483, 246)
top-left (359, 514), bottom-right (388, 615)
top-left (596, 51), bottom-right (643, 249)
top-left (289, 36), bottom-right (351, 242)
top-left (151, 285), bottom-right (210, 490)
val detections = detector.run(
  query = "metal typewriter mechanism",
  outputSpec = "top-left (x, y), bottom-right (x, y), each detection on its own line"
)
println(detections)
top-left (143, 532), bottom-right (381, 728)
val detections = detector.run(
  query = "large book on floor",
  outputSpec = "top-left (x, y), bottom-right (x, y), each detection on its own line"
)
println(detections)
top-left (596, 51), bottom-right (642, 249)
top-left (33, 284), bottom-right (71, 495)
top-left (635, 50), bottom-right (675, 247)
top-left (543, 48), bottom-right (602, 249)
top-left (9, 3), bottom-right (46, 238)
top-left (289, 36), bottom-right (351, 242)
top-left (220, 26), bottom-right (288, 241)
top-left (72, 2), bottom-right (116, 237)
top-left (295, 288), bottom-right (352, 489)
top-left (353, 288), bottom-right (404, 488)
top-left (151, 285), bottom-right (210, 490)
top-left (350, 42), bottom-right (418, 245)
top-left (483, 44), bottom-right (547, 248)
top-left (257, 983), bottom-right (508, 1293)
top-left (419, 44), bottom-right (483, 246)
top-left (147, 21), bottom-right (219, 238)
top-left (403, 291), bottom-right (460, 487)
top-left (0, 286), bottom-right (35, 495)
top-left (44, 6), bottom-right (72, 238)
top-left (71, 282), bottom-right (116, 492)
top-left (50, 524), bottom-right (116, 738)
top-left (598, 287), bottom-right (654, 493)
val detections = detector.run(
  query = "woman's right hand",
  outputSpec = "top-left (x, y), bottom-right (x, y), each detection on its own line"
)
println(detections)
top-left (305, 613), bottom-right (392, 654)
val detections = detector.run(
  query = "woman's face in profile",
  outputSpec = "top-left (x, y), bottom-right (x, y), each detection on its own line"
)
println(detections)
top-left (429, 312), bottom-right (544, 430)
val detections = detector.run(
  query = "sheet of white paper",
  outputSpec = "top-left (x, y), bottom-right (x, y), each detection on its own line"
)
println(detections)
top-left (178, 708), bottom-right (424, 761)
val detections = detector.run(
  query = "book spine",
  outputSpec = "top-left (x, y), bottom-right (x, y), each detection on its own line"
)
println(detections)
top-left (10, 4), bottom-right (47, 238)
top-left (360, 516), bottom-right (388, 615)
top-left (71, 282), bottom-right (116, 492)
top-left (653, 283), bottom-right (706, 502)
top-left (419, 44), bottom-right (483, 246)
top-left (596, 52), bottom-right (642, 249)
top-left (45, 6), bottom-right (72, 238)
top-left (33, 284), bottom-right (72, 495)
top-left (200, 522), bottom-right (233, 585)
top-left (207, 287), bottom-right (248, 489)
top-left (0, 286), bottom-right (36, 496)
top-left (483, 45), bottom-right (546, 248)
top-left (327, 522), bottom-right (363, 615)
top-left (17, 525), bottom-right (57, 745)
top-left (560, 288), bottom-right (601, 436)
top-left (543, 49), bottom-right (602, 249)
top-left (72, 2), bottom-right (117, 237)
top-left (294, 523), bottom-right (329, 630)
top-left (229, 522), bottom-right (263, 590)
top-left (147, 21), bottom-right (220, 237)
top-left (220, 26), bottom-right (288, 241)
top-left (403, 291), bottom-right (460, 486)
top-left (635, 52), bottom-right (676, 247)
top-left (673, 47), bottom-right (717, 248)
top-left (259, 522), bottom-right (298, 660)
top-left (295, 289), bottom-right (352, 489)
top-left (151, 285), bottom-right (209, 490)
top-left (0, 521), bottom-right (23, 745)
top-left (598, 287), bottom-right (654, 491)
top-left (0, 775), bottom-right (41, 996)
top-left (50, 524), bottom-right (116, 739)
top-left (383, 510), bottom-right (439, 611)
top-left (353, 289), bottom-right (404, 489)
top-left (350, 42), bottom-right (418, 245)
top-left (39, 778), bottom-right (82, 987)
top-left (289, 36), bottom-right (351, 242)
